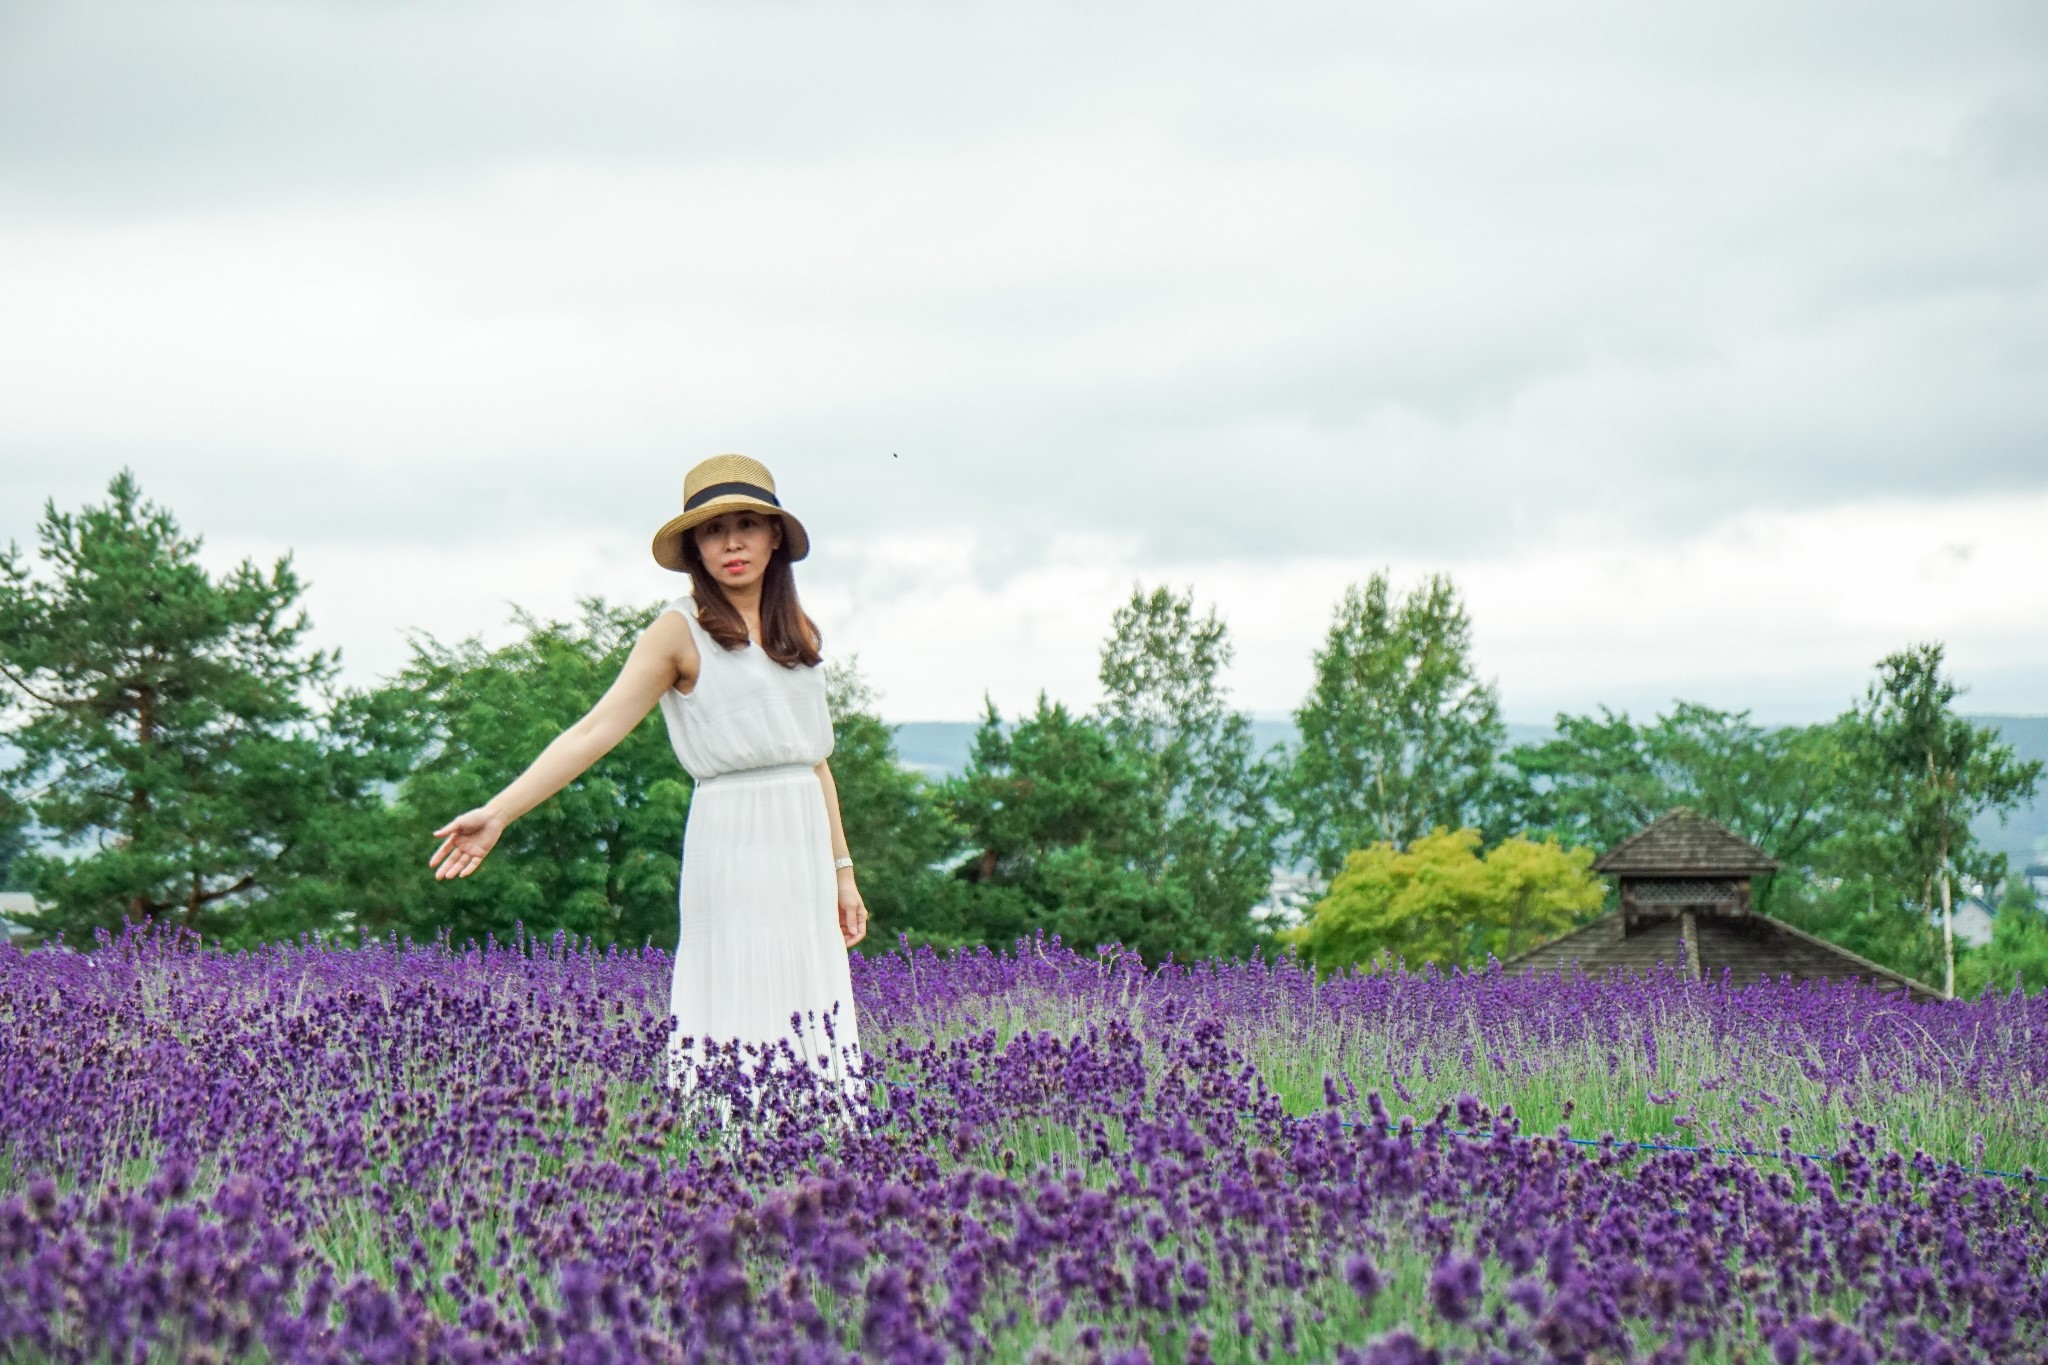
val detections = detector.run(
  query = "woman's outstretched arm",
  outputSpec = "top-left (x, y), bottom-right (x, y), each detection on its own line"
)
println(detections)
top-left (429, 611), bottom-right (695, 880)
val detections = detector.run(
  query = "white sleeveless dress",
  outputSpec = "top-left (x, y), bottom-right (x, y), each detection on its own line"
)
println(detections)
top-left (653, 593), bottom-right (865, 1105)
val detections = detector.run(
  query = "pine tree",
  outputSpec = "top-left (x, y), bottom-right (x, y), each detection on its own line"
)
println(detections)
top-left (942, 693), bottom-right (1187, 958)
top-left (0, 470), bottom-right (419, 945)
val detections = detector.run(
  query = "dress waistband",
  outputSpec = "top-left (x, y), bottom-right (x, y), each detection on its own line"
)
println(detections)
top-left (696, 761), bottom-right (818, 788)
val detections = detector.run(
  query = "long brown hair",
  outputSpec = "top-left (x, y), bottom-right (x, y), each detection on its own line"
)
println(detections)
top-left (681, 518), bottom-right (822, 668)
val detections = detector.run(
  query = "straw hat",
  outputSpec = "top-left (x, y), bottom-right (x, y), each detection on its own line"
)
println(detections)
top-left (650, 454), bottom-right (810, 570)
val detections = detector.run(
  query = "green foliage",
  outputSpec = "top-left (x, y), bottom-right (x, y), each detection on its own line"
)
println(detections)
top-left (1096, 585), bottom-right (1283, 960)
top-left (0, 470), bottom-right (420, 946)
top-left (1758, 645), bottom-right (2043, 992)
top-left (1956, 876), bottom-right (2048, 997)
top-left (1286, 573), bottom-right (1505, 879)
top-left (942, 693), bottom-right (1184, 957)
top-left (949, 694), bottom-right (1151, 867)
top-left (0, 792), bottom-right (30, 892)
top-left (1502, 656), bottom-right (2041, 992)
top-left (820, 656), bottom-right (966, 952)
top-left (1501, 703), bottom-right (1847, 913)
top-left (1288, 827), bottom-right (1604, 974)
top-left (1827, 643), bottom-right (2042, 993)
top-left (8, 468), bottom-right (2038, 992)
top-left (1771, 873), bottom-right (1949, 988)
top-left (373, 598), bottom-right (689, 952)
top-left (1032, 842), bottom-right (1201, 963)
top-left (359, 619), bottom-right (965, 957)
top-left (939, 586), bottom-right (1284, 964)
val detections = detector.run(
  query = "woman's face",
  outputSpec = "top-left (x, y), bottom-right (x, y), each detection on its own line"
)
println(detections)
top-left (692, 509), bottom-right (783, 592)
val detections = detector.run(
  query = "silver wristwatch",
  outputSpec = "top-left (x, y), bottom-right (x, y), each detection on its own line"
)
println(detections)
top-left (832, 857), bottom-right (854, 871)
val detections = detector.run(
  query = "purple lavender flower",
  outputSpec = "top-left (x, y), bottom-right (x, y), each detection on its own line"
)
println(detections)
top-left (1360, 1329), bottom-right (1441, 1365)
top-left (0, 917), bottom-right (2039, 1364)
top-left (1344, 1251), bottom-right (1383, 1307)
top-left (1428, 1251), bottom-right (1484, 1324)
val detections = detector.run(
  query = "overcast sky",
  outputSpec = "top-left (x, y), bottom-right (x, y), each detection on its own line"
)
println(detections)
top-left (3, 0), bottom-right (2044, 724)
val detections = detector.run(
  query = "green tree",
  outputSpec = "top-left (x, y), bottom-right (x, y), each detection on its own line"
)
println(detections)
top-left (1096, 584), bottom-right (1282, 960)
top-left (942, 693), bottom-right (1197, 958)
top-left (381, 597), bottom-right (691, 952)
top-left (1287, 827), bottom-right (1602, 975)
top-left (1830, 643), bottom-right (2042, 996)
top-left (1779, 874), bottom-right (1945, 988)
top-left (1955, 876), bottom-right (2048, 998)
top-left (1482, 833), bottom-right (1609, 960)
top-left (1034, 843), bottom-right (1199, 963)
top-left (0, 790), bottom-right (30, 891)
top-left (821, 655), bottom-right (966, 952)
top-left (948, 694), bottom-right (1154, 874)
top-left (1502, 703), bottom-right (1847, 913)
top-left (1286, 573), bottom-right (1505, 878)
top-left (0, 470), bottom-right (419, 947)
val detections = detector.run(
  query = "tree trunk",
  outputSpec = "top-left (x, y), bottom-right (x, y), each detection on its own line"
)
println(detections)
top-left (1939, 847), bottom-right (1954, 1001)
top-left (130, 682), bottom-right (158, 924)
top-left (132, 682), bottom-right (155, 814)
top-left (1504, 885), bottom-right (1529, 960)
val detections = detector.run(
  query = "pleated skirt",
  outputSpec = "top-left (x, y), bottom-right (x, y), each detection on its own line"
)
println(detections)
top-left (663, 763), bottom-right (865, 1108)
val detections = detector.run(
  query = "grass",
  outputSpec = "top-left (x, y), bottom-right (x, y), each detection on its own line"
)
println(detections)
top-left (867, 974), bottom-right (2048, 1176)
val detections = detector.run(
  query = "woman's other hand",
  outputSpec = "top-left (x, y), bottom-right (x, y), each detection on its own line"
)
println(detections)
top-left (430, 807), bottom-right (506, 880)
top-left (837, 868), bottom-right (868, 948)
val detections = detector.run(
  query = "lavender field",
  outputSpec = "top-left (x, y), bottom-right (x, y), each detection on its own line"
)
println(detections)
top-left (2, 923), bottom-right (2046, 1363)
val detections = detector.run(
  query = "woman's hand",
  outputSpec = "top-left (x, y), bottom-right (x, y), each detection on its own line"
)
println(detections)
top-left (836, 867), bottom-right (868, 948)
top-left (429, 807), bottom-right (507, 880)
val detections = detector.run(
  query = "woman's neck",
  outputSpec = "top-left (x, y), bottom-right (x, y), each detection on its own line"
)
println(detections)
top-left (715, 582), bottom-right (765, 642)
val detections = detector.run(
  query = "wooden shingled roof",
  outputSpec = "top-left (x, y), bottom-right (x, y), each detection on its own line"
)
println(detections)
top-left (1591, 807), bottom-right (1781, 877)
top-left (1499, 907), bottom-right (1943, 1001)
top-left (1502, 806), bottom-right (1943, 999)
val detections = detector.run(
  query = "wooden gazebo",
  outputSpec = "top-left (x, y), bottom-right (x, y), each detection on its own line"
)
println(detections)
top-left (1501, 808), bottom-right (1942, 1001)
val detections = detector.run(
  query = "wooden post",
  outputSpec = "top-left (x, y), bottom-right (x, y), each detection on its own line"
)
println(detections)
top-left (1680, 909), bottom-right (1701, 982)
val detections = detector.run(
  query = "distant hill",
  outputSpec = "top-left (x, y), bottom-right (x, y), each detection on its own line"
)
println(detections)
top-left (1969, 716), bottom-right (2048, 870)
top-left (896, 717), bottom-right (1557, 781)
top-left (889, 722), bottom-right (987, 781)
top-left (889, 714), bottom-right (2047, 870)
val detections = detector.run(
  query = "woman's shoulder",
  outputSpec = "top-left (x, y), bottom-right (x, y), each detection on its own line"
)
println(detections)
top-left (648, 594), bottom-right (702, 658)
top-left (655, 594), bottom-right (701, 636)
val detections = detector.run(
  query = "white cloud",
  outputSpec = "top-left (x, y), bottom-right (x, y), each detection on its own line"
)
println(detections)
top-left (2, 0), bottom-right (2044, 723)
top-left (186, 488), bottom-right (2048, 729)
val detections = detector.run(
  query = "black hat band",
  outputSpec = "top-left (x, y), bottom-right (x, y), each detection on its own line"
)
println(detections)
top-left (685, 481), bottom-right (781, 512)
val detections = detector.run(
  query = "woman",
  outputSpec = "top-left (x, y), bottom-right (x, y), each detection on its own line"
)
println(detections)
top-left (427, 453), bottom-right (868, 1106)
